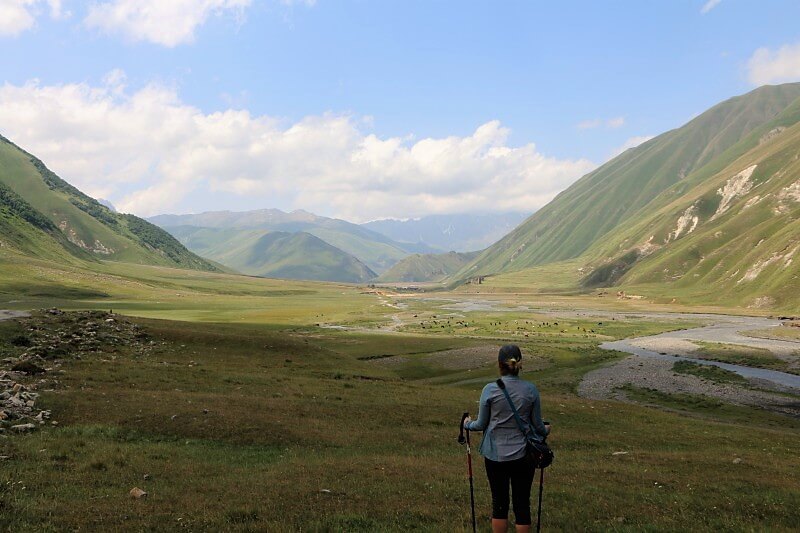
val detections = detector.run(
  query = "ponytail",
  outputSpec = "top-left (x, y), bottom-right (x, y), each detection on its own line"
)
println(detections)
top-left (500, 357), bottom-right (521, 376)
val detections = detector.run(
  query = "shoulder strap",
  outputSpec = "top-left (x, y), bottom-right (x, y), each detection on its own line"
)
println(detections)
top-left (496, 379), bottom-right (534, 440)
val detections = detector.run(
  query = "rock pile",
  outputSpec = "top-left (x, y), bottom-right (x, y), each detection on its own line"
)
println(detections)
top-left (1, 309), bottom-right (153, 434)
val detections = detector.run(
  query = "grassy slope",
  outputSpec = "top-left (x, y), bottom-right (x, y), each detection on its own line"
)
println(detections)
top-left (0, 136), bottom-right (216, 271)
top-left (578, 109), bottom-right (800, 310)
top-left (242, 232), bottom-right (377, 282)
top-left (455, 83), bottom-right (800, 280)
top-left (377, 251), bottom-right (480, 282)
top-left (165, 226), bottom-right (377, 283)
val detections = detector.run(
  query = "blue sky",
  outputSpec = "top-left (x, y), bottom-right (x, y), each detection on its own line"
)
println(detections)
top-left (2, 1), bottom-right (800, 221)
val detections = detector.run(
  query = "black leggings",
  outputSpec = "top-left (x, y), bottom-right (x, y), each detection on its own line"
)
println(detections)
top-left (484, 457), bottom-right (535, 525)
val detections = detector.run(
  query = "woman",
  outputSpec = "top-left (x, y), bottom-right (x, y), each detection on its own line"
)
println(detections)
top-left (463, 344), bottom-right (550, 533)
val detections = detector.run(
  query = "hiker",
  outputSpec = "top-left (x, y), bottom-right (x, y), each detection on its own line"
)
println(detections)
top-left (463, 345), bottom-right (550, 533)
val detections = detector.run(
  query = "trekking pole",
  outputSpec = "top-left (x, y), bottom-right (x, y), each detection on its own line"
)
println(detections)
top-left (458, 412), bottom-right (477, 533)
top-left (536, 467), bottom-right (545, 533)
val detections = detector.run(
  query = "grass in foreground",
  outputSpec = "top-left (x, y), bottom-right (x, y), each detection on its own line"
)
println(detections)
top-left (1, 314), bottom-right (798, 531)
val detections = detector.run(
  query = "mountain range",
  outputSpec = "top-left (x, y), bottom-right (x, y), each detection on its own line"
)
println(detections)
top-left (4, 83), bottom-right (800, 307)
top-left (163, 225), bottom-right (376, 283)
top-left (148, 209), bottom-right (519, 283)
top-left (149, 209), bottom-right (436, 275)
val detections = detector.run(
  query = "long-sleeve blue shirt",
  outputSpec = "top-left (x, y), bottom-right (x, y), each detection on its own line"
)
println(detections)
top-left (465, 375), bottom-right (548, 462)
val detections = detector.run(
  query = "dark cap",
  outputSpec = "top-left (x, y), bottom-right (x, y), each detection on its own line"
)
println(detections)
top-left (498, 344), bottom-right (522, 364)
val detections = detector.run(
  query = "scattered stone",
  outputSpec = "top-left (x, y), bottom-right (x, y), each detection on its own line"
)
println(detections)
top-left (319, 489), bottom-right (332, 494)
top-left (11, 423), bottom-right (36, 433)
top-left (129, 487), bottom-right (148, 499)
top-left (143, 473), bottom-right (151, 481)
top-left (1, 309), bottom-right (155, 433)
top-left (612, 451), bottom-right (629, 456)
top-left (732, 457), bottom-right (743, 464)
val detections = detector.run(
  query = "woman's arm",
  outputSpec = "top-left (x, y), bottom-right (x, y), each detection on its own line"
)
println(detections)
top-left (529, 387), bottom-right (549, 439)
top-left (465, 385), bottom-right (492, 431)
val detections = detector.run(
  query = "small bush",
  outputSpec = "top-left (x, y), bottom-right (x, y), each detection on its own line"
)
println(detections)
top-left (10, 335), bottom-right (31, 347)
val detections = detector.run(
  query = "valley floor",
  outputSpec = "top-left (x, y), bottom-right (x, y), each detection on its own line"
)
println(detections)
top-left (1, 257), bottom-right (799, 531)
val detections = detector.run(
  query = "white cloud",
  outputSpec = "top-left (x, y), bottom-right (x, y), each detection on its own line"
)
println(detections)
top-left (747, 42), bottom-right (800, 86)
top-left (607, 116), bottom-right (625, 129)
top-left (608, 135), bottom-right (653, 159)
top-left (700, 0), bottom-right (721, 14)
top-left (0, 0), bottom-right (38, 36)
top-left (84, 0), bottom-right (252, 47)
top-left (0, 0), bottom-right (69, 37)
top-left (0, 74), bottom-right (596, 221)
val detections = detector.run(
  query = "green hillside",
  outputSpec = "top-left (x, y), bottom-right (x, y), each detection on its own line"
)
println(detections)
top-left (149, 209), bottom-right (435, 273)
top-left (456, 83), bottom-right (800, 279)
top-left (167, 226), bottom-right (377, 282)
top-left (578, 118), bottom-right (800, 310)
top-left (0, 135), bottom-right (217, 271)
top-left (377, 251), bottom-right (479, 282)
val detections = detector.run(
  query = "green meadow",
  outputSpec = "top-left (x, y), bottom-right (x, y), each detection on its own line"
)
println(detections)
top-left (1, 251), bottom-right (799, 531)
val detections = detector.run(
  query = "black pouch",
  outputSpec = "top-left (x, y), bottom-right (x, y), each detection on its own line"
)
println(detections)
top-left (525, 438), bottom-right (554, 469)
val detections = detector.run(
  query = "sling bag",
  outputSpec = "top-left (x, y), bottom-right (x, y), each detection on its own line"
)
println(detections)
top-left (496, 379), bottom-right (554, 469)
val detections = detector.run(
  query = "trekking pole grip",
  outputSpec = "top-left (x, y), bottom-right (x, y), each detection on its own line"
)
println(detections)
top-left (458, 412), bottom-right (468, 444)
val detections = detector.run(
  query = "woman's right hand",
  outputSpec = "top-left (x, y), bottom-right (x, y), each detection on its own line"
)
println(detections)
top-left (463, 416), bottom-right (472, 429)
